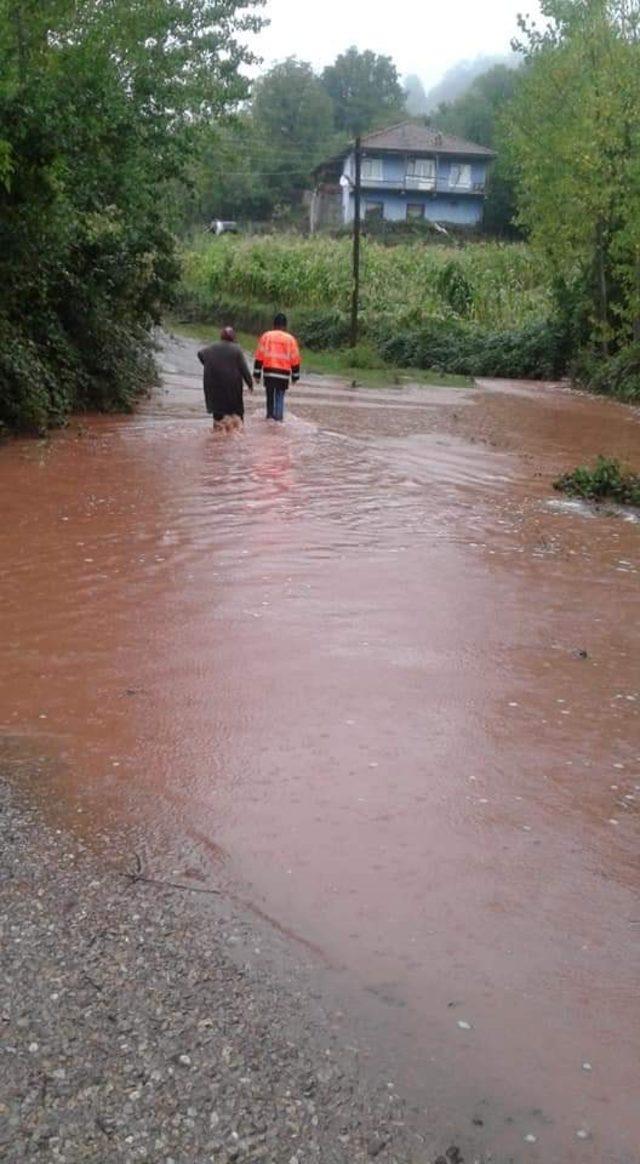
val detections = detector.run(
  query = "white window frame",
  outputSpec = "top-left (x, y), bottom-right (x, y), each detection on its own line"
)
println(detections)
top-left (449, 163), bottom-right (472, 190)
top-left (361, 157), bottom-right (384, 182)
top-left (406, 157), bottom-right (436, 190)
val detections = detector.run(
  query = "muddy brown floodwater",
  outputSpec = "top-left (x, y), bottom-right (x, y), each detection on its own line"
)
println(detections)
top-left (1, 332), bottom-right (639, 1163)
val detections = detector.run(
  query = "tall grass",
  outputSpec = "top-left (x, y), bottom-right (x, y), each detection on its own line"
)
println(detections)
top-left (181, 235), bottom-right (551, 331)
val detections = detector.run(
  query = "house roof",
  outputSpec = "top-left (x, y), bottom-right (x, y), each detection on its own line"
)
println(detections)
top-left (359, 121), bottom-right (496, 158)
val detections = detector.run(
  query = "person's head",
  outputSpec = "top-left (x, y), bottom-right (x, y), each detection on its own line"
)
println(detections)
top-left (220, 325), bottom-right (236, 342)
top-left (273, 313), bottom-right (287, 331)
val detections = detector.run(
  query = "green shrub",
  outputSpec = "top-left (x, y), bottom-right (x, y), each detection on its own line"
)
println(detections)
top-left (0, 327), bottom-right (61, 433)
top-left (372, 316), bottom-right (571, 379)
top-left (554, 456), bottom-right (640, 507)
top-left (435, 261), bottom-right (474, 317)
top-left (296, 308), bottom-right (351, 349)
top-left (571, 344), bottom-right (640, 403)
top-left (344, 343), bottom-right (386, 370)
top-left (0, 3), bottom-right (257, 434)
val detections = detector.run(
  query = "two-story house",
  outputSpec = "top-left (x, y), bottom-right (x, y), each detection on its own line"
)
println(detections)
top-left (310, 121), bottom-right (496, 231)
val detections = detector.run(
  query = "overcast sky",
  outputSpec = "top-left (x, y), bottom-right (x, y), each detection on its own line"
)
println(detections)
top-left (249, 0), bottom-right (542, 89)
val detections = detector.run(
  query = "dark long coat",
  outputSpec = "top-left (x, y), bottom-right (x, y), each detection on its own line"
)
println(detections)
top-left (197, 341), bottom-right (253, 418)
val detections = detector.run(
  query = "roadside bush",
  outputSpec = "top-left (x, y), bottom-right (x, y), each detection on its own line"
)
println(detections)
top-left (571, 344), bottom-right (640, 403)
top-left (0, 76), bottom-right (178, 434)
top-left (0, 326), bottom-right (63, 433)
top-left (554, 456), bottom-right (640, 507)
top-left (372, 316), bottom-right (571, 379)
top-left (0, 188), bottom-right (174, 433)
top-left (296, 308), bottom-right (351, 349)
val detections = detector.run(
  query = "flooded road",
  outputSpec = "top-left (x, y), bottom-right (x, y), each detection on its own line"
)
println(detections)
top-left (1, 333), bottom-right (639, 1162)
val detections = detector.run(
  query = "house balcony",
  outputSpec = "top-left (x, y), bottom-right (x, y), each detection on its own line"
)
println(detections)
top-left (359, 175), bottom-right (485, 195)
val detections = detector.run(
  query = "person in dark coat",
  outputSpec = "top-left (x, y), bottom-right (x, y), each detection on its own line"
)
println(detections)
top-left (197, 327), bottom-right (253, 432)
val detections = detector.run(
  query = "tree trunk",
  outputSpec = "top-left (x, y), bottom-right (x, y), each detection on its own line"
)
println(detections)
top-left (634, 258), bottom-right (640, 344)
top-left (11, 3), bottom-right (28, 83)
top-left (596, 220), bottom-right (610, 357)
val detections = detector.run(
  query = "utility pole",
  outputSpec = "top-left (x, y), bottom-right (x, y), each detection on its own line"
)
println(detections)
top-left (350, 135), bottom-right (362, 349)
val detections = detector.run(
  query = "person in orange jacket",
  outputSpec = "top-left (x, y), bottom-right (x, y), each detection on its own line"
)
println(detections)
top-left (253, 313), bottom-right (301, 422)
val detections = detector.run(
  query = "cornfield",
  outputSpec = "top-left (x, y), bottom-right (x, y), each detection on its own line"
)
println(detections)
top-left (182, 235), bottom-right (551, 331)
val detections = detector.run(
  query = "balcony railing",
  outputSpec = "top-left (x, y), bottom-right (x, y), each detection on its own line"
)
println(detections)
top-left (359, 175), bottom-right (484, 195)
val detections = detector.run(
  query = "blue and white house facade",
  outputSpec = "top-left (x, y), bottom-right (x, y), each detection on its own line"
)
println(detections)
top-left (311, 121), bottom-right (495, 231)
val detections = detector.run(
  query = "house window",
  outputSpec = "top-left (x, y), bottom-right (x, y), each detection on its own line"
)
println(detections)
top-left (361, 157), bottom-right (383, 182)
top-left (406, 203), bottom-right (425, 221)
top-left (449, 163), bottom-right (471, 190)
top-left (364, 200), bottom-right (384, 220)
top-left (406, 158), bottom-right (435, 189)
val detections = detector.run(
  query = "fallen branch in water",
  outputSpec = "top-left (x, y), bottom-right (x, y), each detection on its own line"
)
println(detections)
top-left (122, 856), bottom-right (221, 897)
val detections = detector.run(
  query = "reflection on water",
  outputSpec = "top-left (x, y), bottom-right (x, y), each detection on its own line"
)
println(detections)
top-left (1, 333), bottom-right (638, 1163)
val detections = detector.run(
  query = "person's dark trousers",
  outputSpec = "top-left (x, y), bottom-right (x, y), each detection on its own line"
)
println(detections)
top-left (273, 386), bottom-right (286, 421)
top-left (265, 377), bottom-right (287, 422)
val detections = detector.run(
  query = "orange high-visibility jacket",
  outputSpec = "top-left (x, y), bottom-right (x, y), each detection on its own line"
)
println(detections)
top-left (253, 329), bottom-right (301, 385)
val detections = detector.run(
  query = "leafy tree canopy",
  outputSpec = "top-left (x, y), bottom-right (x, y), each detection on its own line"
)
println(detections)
top-left (506, 0), bottom-right (640, 347)
top-left (321, 47), bottom-right (405, 135)
top-left (0, 0), bottom-right (264, 431)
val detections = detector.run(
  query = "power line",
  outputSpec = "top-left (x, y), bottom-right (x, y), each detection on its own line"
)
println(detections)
top-left (206, 153), bottom-right (332, 165)
top-left (204, 168), bottom-right (325, 177)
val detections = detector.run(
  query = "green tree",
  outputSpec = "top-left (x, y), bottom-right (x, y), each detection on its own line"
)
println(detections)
top-left (174, 117), bottom-right (278, 230)
top-left (404, 74), bottom-right (429, 116)
top-left (321, 47), bottom-right (405, 134)
top-left (436, 64), bottom-right (522, 236)
top-left (506, 0), bottom-right (640, 352)
top-left (437, 65), bottom-right (519, 146)
top-left (252, 58), bottom-right (336, 208)
top-left (0, 0), bottom-right (264, 431)
top-left (425, 55), bottom-right (515, 109)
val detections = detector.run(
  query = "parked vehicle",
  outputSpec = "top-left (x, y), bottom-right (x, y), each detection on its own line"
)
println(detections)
top-left (205, 219), bottom-right (239, 236)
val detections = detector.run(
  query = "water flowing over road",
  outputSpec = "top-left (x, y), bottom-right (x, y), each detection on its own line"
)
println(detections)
top-left (1, 333), bottom-right (638, 1162)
